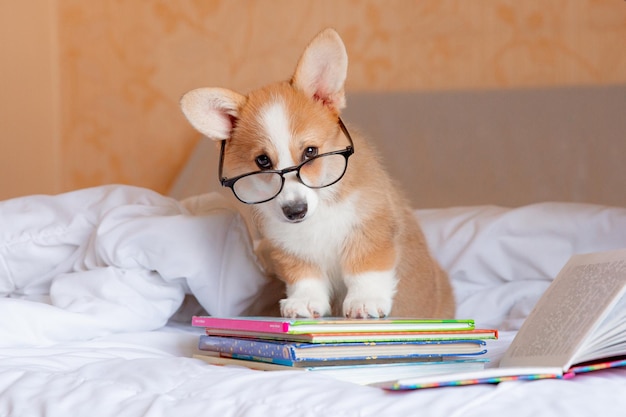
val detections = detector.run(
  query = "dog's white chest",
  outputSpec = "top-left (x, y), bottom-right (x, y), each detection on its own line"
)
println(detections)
top-left (265, 195), bottom-right (358, 270)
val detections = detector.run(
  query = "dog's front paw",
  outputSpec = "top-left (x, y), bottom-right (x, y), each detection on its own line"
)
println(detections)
top-left (280, 297), bottom-right (331, 318)
top-left (342, 271), bottom-right (396, 318)
top-left (343, 296), bottom-right (392, 319)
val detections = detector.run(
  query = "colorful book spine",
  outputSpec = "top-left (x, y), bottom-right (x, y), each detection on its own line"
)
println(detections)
top-left (377, 358), bottom-right (626, 390)
top-left (220, 354), bottom-right (444, 367)
top-left (389, 372), bottom-right (562, 390)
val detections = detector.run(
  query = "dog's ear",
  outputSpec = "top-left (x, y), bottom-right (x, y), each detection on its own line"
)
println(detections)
top-left (180, 88), bottom-right (246, 140)
top-left (292, 28), bottom-right (348, 112)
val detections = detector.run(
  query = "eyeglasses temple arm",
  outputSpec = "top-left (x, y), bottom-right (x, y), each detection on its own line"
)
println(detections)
top-left (218, 139), bottom-right (227, 184)
top-left (338, 117), bottom-right (354, 151)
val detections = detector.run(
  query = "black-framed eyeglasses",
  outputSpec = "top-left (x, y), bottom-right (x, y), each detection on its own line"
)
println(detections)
top-left (219, 118), bottom-right (355, 204)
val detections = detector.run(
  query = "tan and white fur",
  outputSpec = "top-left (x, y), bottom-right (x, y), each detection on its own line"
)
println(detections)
top-left (180, 28), bottom-right (455, 319)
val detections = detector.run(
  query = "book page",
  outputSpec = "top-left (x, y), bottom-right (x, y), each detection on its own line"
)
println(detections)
top-left (501, 249), bottom-right (626, 369)
top-left (575, 292), bottom-right (626, 361)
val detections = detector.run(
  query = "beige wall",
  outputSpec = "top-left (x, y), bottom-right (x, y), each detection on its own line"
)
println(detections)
top-left (1, 0), bottom-right (60, 198)
top-left (2, 0), bottom-right (626, 200)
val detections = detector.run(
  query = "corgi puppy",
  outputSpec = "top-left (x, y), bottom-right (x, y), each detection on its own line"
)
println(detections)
top-left (180, 28), bottom-right (455, 319)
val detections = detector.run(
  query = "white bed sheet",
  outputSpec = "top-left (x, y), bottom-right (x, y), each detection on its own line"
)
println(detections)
top-left (1, 327), bottom-right (625, 417)
top-left (2, 185), bottom-right (626, 416)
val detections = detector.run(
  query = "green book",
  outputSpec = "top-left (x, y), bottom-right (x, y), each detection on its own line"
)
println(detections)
top-left (192, 316), bottom-right (475, 335)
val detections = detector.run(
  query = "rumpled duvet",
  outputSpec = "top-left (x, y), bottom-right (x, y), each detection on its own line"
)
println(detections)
top-left (3, 184), bottom-right (626, 346)
top-left (1, 185), bottom-right (273, 346)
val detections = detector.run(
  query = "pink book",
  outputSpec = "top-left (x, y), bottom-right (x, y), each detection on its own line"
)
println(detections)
top-left (191, 316), bottom-right (475, 334)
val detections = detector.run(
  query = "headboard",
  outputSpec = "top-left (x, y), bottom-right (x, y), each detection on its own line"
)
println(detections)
top-left (170, 85), bottom-right (626, 208)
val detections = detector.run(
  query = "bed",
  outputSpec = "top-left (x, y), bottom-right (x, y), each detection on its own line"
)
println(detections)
top-left (2, 86), bottom-right (626, 416)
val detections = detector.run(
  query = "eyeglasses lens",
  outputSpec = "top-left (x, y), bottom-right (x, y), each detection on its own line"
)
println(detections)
top-left (299, 154), bottom-right (347, 188)
top-left (233, 172), bottom-right (283, 204)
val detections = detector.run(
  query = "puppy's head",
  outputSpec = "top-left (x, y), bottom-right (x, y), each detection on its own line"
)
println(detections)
top-left (181, 28), bottom-right (350, 224)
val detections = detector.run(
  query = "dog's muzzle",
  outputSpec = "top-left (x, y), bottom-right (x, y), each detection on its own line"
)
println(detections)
top-left (282, 202), bottom-right (308, 222)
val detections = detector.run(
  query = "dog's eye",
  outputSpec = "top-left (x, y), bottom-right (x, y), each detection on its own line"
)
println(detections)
top-left (302, 147), bottom-right (318, 161)
top-left (255, 154), bottom-right (272, 170)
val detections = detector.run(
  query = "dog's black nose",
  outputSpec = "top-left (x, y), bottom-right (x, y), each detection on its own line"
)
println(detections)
top-left (282, 202), bottom-right (308, 222)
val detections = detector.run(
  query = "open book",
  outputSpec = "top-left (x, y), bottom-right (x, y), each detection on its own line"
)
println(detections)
top-left (378, 248), bottom-right (626, 390)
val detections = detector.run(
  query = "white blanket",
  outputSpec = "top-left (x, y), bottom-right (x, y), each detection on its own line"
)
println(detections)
top-left (0, 185), bottom-right (272, 346)
top-left (2, 185), bottom-right (626, 417)
top-left (3, 185), bottom-right (626, 345)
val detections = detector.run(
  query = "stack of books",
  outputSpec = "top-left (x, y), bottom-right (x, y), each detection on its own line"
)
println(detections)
top-left (191, 316), bottom-right (498, 385)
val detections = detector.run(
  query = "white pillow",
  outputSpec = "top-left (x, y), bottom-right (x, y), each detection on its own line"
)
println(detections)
top-left (417, 203), bottom-right (626, 329)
